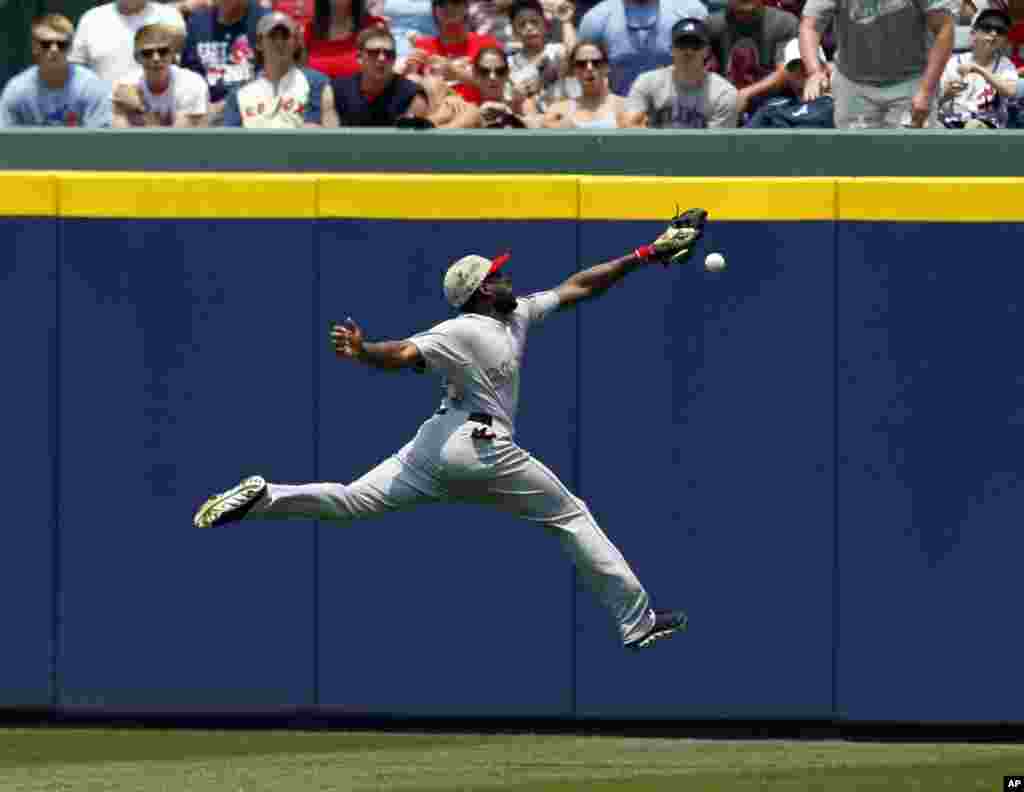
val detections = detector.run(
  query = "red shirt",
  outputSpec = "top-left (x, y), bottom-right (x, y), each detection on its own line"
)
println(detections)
top-left (304, 15), bottom-right (389, 78)
top-left (1008, 21), bottom-right (1024, 68)
top-left (412, 32), bottom-right (499, 103)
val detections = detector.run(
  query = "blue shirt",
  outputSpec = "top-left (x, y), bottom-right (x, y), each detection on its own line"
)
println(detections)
top-left (181, 5), bottom-right (270, 104)
top-left (578, 0), bottom-right (710, 95)
top-left (0, 64), bottom-right (112, 128)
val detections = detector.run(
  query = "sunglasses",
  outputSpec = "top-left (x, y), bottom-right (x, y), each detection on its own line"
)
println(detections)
top-left (976, 22), bottom-right (1008, 34)
top-left (476, 66), bottom-right (509, 78)
top-left (363, 46), bottom-right (396, 60)
top-left (138, 45), bottom-right (172, 60)
top-left (574, 57), bottom-right (606, 68)
top-left (35, 37), bottom-right (70, 51)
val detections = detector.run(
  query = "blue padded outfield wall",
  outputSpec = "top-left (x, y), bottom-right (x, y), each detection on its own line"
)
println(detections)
top-left (1, 173), bottom-right (1022, 721)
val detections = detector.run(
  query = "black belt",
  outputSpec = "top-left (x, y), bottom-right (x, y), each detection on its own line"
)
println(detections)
top-left (436, 408), bottom-right (492, 426)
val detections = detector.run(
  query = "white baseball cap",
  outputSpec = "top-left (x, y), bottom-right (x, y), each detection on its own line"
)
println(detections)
top-left (781, 38), bottom-right (827, 69)
top-left (443, 252), bottom-right (511, 308)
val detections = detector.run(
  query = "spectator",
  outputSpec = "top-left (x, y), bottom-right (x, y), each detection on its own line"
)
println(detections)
top-left (180, 0), bottom-right (269, 125)
top-left (380, 0), bottom-right (438, 59)
top-left (576, 0), bottom-right (708, 95)
top-left (506, 0), bottom-right (577, 109)
top-left (304, 0), bottom-right (389, 78)
top-left (621, 17), bottom-right (738, 126)
top-left (112, 23), bottom-right (209, 126)
top-left (745, 36), bottom-right (834, 125)
top-left (543, 38), bottom-right (627, 125)
top-left (69, 0), bottom-right (186, 84)
top-left (223, 11), bottom-right (335, 125)
top-left (705, 0), bottom-right (799, 116)
top-left (406, 0), bottom-right (500, 103)
top-left (468, 0), bottom-right (516, 46)
top-left (473, 45), bottom-right (538, 123)
top-left (0, 14), bottom-right (112, 128)
top-left (939, 5), bottom-right (1017, 127)
top-left (800, 0), bottom-right (957, 128)
top-left (326, 27), bottom-right (430, 123)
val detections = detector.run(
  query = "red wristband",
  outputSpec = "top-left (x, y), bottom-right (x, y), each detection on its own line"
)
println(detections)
top-left (634, 244), bottom-right (654, 261)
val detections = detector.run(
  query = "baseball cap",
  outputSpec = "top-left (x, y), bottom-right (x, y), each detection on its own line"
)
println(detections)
top-left (780, 37), bottom-right (827, 68)
top-left (443, 252), bottom-right (511, 308)
top-left (256, 11), bottom-right (298, 36)
top-left (671, 17), bottom-right (710, 46)
top-left (972, 6), bottom-right (1011, 31)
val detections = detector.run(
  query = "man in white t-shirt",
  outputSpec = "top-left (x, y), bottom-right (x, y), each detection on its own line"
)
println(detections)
top-left (193, 213), bottom-right (711, 652)
top-left (622, 17), bottom-right (738, 127)
top-left (113, 23), bottom-right (209, 126)
top-left (70, 0), bottom-right (186, 84)
top-left (939, 6), bottom-right (1017, 127)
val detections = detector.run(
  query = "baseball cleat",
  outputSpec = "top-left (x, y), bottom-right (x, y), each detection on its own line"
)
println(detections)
top-left (626, 608), bottom-right (688, 651)
top-left (193, 475), bottom-right (267, 529)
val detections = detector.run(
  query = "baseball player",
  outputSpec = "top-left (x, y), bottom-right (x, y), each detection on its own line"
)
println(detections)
top-left (193, 208), bottom-right (707, 651)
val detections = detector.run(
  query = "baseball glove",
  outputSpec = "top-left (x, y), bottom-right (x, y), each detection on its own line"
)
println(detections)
top-left (650, 207), bottom-right (708, 266)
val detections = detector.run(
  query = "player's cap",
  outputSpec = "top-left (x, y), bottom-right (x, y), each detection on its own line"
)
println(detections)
top-left (780, 37), bottom-right (827, 69)
top-left (443, 252), bottom-right (511, 308)
top-left (256, 11), bottom-right (298, 36)
top-left (972, 6), bottom-right (1011, 32)
top-left (671, 17), bottom-right (709, 46)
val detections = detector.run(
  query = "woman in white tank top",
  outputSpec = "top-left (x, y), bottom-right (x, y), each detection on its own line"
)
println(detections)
top-left (541, 40), bottom-right (625, 129)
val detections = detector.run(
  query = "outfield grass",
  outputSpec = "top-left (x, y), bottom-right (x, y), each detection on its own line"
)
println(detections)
top-left (0, 728), bottom-right (1021, 791)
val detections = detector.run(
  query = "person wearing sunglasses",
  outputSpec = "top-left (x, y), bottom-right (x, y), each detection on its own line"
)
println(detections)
top-left (68, 0), bottom-right (186, 85)
top-left (324, 27), bottom-right (431, 124)
top-left (304, 0), bottom-right (390, 79)
top-left (800, 0), bottom-right (957, 128)
top-left (112, 23), bottom-right (210, 127)
top-left (223, 11), bottom-right (336, 127)
top-left (939, 6), bottom-right (1017, 127)
top-left (543, 39), bottom-right (627, 126)
top-left (576, 0), bottom-right (709, 96)
top-left (404, 0), bottom-right (500, 103)
top-left (472, 46), bottom-right (540, 125)
top-left (0, 14), bottom-right (112, 128)
top-left (621, 17), bottom-right (738, 127)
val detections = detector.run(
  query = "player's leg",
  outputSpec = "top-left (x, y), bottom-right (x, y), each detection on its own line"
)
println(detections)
top-left (454, 440), bottom-right (680, 648)
top-left (193, 456), bottom-right (442, 528)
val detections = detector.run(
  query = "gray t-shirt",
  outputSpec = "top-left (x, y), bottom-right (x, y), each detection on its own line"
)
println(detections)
top-left (410, 291), bottom-right (561, 435)
top-left (802, 0), bottom-right (957, 85)
top-left (627, 67), bottom-right (738, 128)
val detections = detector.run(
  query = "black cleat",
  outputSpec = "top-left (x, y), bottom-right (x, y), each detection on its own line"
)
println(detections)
top-left (626, 609), bottom-right (688, 651)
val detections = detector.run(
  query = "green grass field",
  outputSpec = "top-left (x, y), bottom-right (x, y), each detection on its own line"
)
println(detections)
top-left (0, 728), bottom-right (1021, 791)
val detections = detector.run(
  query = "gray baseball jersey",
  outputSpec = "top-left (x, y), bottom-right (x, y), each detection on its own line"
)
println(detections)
top-left (244, 290), bottom-right (655, 646)
top-left (627, 67), bottom-right (739, 128)
top-left (802, 0), bottom-right (958, 85)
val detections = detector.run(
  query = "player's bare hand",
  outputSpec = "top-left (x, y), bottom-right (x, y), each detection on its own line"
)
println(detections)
top-left (331, 317), bottom-right (364, 360)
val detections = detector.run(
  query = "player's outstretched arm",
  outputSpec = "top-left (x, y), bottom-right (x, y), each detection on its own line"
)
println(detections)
top-left (553, 207), bottom-right (708, 310)
top-left (330, 318), bottom-right (424, 371)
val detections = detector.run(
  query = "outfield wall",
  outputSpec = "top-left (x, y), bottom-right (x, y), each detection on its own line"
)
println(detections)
top-left (2, 172), bottom-right (1022, 722)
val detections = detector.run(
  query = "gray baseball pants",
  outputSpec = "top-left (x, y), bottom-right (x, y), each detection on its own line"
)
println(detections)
top-left (245, 409), bottom-right (654, 645)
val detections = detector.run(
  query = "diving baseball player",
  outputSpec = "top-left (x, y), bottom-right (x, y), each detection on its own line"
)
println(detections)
top-left (193, 208), bottom-right (708, 651)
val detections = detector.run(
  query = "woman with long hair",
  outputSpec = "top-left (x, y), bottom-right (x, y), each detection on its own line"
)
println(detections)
top-left (304, 0), bottom-right (388, 78)
top-left (542, 39), bottom-right (624, 128)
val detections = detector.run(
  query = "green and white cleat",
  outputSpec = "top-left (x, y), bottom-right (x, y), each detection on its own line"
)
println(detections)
top-left (193, 475), bottom-right (267, 529)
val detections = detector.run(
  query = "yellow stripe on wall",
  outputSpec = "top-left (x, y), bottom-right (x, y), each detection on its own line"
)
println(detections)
top-left (318, 174), bottom-right (579, 220)
top-left (58, 172), bottom-right (317, 219)
top-left (579, 177), bottom-right (837, 221)
top-left (0, 172), bottom-right (58, 216)
top-left (838, 178), bottom-right (1024, 222)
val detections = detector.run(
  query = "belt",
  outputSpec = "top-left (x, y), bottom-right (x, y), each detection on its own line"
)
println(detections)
top-left (436, 408), bottom-right (492, 426)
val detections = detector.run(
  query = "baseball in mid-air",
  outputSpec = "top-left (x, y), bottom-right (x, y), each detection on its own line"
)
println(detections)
top-left (704, 252), bottom-right (727, 272)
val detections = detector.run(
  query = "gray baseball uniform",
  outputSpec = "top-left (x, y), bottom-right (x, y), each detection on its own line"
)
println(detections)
top-left (244, 291), bottom-right (654, 645)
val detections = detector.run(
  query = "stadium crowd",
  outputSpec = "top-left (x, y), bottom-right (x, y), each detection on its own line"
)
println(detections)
top-left (1, 0), bottom-right (1022, 129)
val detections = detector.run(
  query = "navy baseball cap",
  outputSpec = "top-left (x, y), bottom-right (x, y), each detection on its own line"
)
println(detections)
top-left (672, 17), bottom-right (710, 46)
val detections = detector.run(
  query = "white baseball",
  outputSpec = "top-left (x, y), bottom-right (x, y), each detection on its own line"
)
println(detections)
top-left (704, 252), bottom-right (726, 272)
